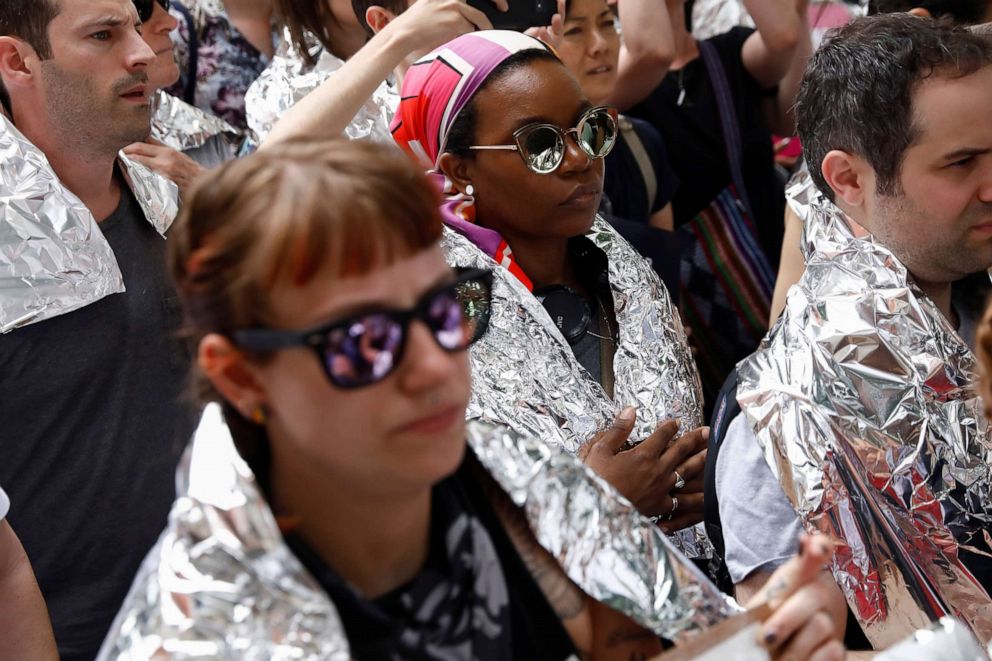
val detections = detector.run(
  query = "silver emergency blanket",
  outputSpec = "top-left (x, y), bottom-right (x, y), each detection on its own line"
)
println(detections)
top-left (96, 403), bottom-right (352, 660)
top-left (0, 113), bottom-right (178, 332)
top-left (99, 405), bottom-right (738, 659)
top-left (738, 171), bottom-right (992, 648)
top-left (443, 218), bottom-right (712, 559)
top-left (244, 29), bottom-right (398, 145)
top-left (877, 617), bottom-right (987, 661)
top-left (151, 90), bottom-right (243, 155)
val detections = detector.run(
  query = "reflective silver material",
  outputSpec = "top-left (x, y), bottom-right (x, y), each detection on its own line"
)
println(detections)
top-left (443, 218), bottom-right (712, 559)
top-left (151, 90), bottom-right (244, 155)
top-left (245, 29), bottom-right (399, 144)
top-left (467, 420), bottom-right (739, 640)
top-left (96, 404), bottom-right (352, 661)
top-left (877, 617), bottom-right (987, 661)
top-left (99, 405), bottom-right (736, 658)
top-left (738, 170), bottom-right (992, 648)
top-left (0, 113), bottom-right (178, 332)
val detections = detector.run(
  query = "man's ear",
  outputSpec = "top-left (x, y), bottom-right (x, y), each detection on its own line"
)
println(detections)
top-left (366, 6), bottom-right (399, 34)
top-left (437, 152), bottom-right (475, 196)
top-left (198, 334), bottom-right (270, 421)
top-left (0, 36), bottom-right (39, 93)
top-left (820, 149), bottom-right (871, 209)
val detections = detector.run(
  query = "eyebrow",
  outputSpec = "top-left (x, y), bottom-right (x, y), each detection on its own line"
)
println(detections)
top-left (79, 15), bottom-right (130, 31)
top-left (939, 147), bottom-right (991, 162)
top-left (511, 103), bottom-right (594, 130)
top-left (308, 270), bottom-right (456, 326)
top-left (565, 9), bottom-right (613, 21)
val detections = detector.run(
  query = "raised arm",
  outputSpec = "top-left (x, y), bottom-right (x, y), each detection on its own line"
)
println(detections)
top-left (609, 0), bottom-right (675, 110)
top-left (261, 0), bottom-right (503, 148)
top-left (740, 0), bottom-right (803, 90)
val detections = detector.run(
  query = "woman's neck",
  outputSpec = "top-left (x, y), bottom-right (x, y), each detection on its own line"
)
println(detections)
top-left (668, 5), bottom-right (699, 69)
top-left (500, 232), bottom-right (576, 291)
top-left (267, 430), bottom-right (432, 598)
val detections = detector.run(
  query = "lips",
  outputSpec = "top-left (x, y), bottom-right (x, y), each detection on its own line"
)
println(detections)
top-left (394, 404), bottom-right (463, 436)
top-left (561, 183), bottom-right (602, 207)
top-left (119, 84), bottom-right (148, 102)
top-left (586, 64), bottom-right (613, 75)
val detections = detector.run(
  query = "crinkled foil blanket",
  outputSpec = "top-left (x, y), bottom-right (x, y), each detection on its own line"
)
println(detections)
top-left (152, 90), bottom-right (245, 155)
top-left (0, 113), bottom-right (177, 332)
top-left (245, 28), bottom-right (398, 144)
top-left (443, 218), bottom-right (711, 559)
top-left (98, 405), bottom-right (737, 659)
top-left (738, 171), bottom-right (992, 648)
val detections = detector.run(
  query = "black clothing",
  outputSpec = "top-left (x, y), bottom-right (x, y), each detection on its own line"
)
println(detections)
top-left (629, 27), bottom-right (785, 270)
top-left (603, 116), bottom-right (679, 225)
top-left (286, 449), bottom-right (577, 660)
top-left (0, 183), bottom-right (194, 661)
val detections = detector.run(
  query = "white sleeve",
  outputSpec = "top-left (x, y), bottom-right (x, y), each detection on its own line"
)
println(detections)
top-left (715, 413), bottom-right (804, 584)
top-left (0, 486), bottom-right (8, 521)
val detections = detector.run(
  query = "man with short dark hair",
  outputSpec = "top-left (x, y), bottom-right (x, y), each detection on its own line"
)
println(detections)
top-left (0, 1), bottom-right (194, 658)
top-left (713, 14), bottom-right (992, 649)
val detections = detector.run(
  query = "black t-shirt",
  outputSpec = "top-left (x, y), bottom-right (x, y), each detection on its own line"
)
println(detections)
top-left (0, 182), bottom-right (195, 661)
top-left (629, 27), bottom-right (786, 269)
top-left (285, 449), bottom-right (577, 660)
top-left (603, 116), bottom-right (680, 224)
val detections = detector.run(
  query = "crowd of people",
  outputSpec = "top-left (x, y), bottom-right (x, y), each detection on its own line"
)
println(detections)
top-left (1, 0), bottom-right (991, 659)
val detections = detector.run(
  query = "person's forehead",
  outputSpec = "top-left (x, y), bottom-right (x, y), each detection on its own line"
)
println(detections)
top-left (53, 0), bottom-right (138, 28)
top-left (565, 0), bottom-right (611, 20)
top-left (477, 60), bottom-right (587, 124)
top-left (908, 68), bottom-right (992, 150)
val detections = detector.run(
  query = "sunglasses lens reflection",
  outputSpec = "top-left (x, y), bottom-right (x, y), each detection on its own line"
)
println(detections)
top-left (522, 127), bottom-right (564, 174)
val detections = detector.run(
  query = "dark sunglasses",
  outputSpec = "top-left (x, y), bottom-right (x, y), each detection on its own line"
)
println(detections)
top-left (232, 268), bottom-right (494, 389)
top-left (468, 106), bottom-right (618, 175)
top-left (134, 0), bottom-right (171, 22)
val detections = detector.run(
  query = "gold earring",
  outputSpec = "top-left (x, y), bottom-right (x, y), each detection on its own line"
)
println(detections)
top-left (249, 405), bottom-right (268, 426)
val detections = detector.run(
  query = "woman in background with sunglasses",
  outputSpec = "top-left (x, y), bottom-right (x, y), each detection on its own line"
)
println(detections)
top-left (100, 137), bottom-right (844, 661)
top-left (392, 32), bottom-right (709, 549)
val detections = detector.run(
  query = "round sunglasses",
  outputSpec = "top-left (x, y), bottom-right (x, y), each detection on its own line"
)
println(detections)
top-left (134, 0), bottom-right (171, 22)
top-left (468, 106), bottom-right (619, 175)
top-left (232, 268), bottom-right (494, 389)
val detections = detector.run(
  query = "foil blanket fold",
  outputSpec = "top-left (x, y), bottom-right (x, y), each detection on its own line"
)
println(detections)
top-left (737, 171), bottom-right (992, 648)
top-left (97, 405), bottom-right (738, 659)
top-left (442, 218), bottom-right (712, 559)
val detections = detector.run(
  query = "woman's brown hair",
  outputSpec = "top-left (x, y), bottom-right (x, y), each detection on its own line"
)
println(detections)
top-left (170, 138), bottom-right (442, 483)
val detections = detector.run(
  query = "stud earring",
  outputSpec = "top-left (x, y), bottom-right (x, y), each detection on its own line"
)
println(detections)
top-left (465, 184), bottom-right (475, 196)
top-left (248, 404), bottom-right (268, 426)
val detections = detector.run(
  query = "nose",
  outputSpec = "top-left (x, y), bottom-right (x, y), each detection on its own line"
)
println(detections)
top-left (156, 8), bottom-right (179, 34)
top-left (588, 28), bottom-right (608, 56)
top-left (557, 129), bottom-right (593, 175)
top-left (979, 164), bottom-right (992, 204)
top-left (125, 29), bottom-right (156, 70)
top-left (396, 320), bottom-right (457, 394)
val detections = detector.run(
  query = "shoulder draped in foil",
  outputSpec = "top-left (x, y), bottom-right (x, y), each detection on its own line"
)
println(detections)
top-left (738, 170), bottom-right (992, 648)
top-left (244, 29), bottom-right (399, 145)
top-left (0, 113), bottom-right (178, 332)
top-left (151, 90), bottom-right (246, 159)
top-left (98, 406), bottom-right (737, 659)
top-left (442, 218), bottom-right (711, 559)
top-left (96, 404), bottom-right (352, 661)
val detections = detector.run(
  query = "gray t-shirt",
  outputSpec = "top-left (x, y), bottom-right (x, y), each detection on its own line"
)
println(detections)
top-left (0, 486), bottom-right (8, 521)
top-left (716, 299), bottom-right (981, 585)
top-left (0, 180), bottom-right (195, 661)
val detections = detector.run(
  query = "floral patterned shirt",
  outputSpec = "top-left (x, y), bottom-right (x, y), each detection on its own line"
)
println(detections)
top-left (168, 0), bottom-right (274, 132)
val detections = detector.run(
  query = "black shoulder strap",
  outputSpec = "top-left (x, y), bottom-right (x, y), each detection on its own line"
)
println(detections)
top-left (703, 367), bottom-right (741, 595)
top-left (171, 1), bottom-right (199, 104)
